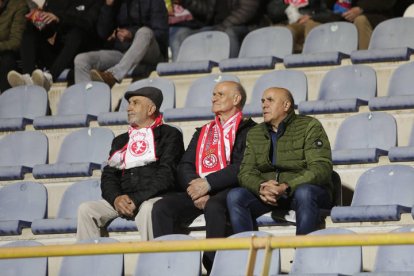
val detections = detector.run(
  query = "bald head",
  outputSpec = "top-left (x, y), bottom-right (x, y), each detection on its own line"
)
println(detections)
top-left (261, 87), bottom-right (295, 130)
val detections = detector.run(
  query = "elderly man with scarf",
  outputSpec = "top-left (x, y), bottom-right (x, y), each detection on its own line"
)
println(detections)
top-left (151, 80), bottom-right (256, 272)
top-left (76, 87), bottom-right (184, 241)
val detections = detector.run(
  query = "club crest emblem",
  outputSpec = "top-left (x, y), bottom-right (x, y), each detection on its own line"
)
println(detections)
top-left (202, 154), bottom-right (218, 169)
top-left (130, 140), bottom-right (148, 156)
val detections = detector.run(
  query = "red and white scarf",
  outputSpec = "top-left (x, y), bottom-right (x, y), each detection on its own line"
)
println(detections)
top-left (284, 0), bottom-right (308, 7)
top-left (107, 115), bottom-right (163, 170)
top-left (195, 112), bottom-right (242, 178)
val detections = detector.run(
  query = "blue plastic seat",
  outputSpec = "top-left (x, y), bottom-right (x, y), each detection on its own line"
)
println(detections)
top-left (0, 240), bottom-right (47, 276)
top-left (58, 237), bottom-right (123, 276)
top-left (290, 228), bottom-right (362, 275)
top-left (332, 112), bottom-right (397, 164)
top-left (299, 65), bottom-right (377, 114)
top-left (243, 70), bottom-right (307, 117)
top-left (134, 234), bottom-right (201, 276)
top-left (163, 74), bottom-right (240, 122)
top-left (157, 31), bottom-right (230, 76)
top-left (98, 77), bottom-right (175, 126)
top-left (351, 17), bottom-right (414, 63)
top-left (0, 182), bottom-right (47, 235)
top-left (0, 85), bottom-right (48, 131)
top-left (0, 131), bottom-right (48, 180)
top-left (33, 82), bottom-right (111, 129)
top-left (32, 127), bottom-right (114, 178)
top-left (211, 231), bottom-right (280, 276)
top-left (219, 26), bottom-right (293, 72)
top-left (331, 165), bottom-right (414, 223)
top-left (284, 22), bottom-right (357, 68)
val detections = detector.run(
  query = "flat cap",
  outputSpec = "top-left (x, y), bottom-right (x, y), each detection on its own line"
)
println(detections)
top-left (124, 87), bottom-right (163, 110)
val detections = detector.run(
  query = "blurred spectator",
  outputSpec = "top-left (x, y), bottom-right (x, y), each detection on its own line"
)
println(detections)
top-left (74, 0), bottom-right (168, 87)
top-left (7, 0), bottom-right (102, 91)
top-left (394, 0), bottom-right (414, 17)
top-left (0, 0), bottom-right (28, 93)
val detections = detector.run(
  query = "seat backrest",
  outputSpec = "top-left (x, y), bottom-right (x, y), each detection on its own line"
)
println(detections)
top-left (334, 112), bottom-right (397, 151)
top-left (210, 231), bottom-right (280, 276)
top-left (369, 17), bottom-right (414, 49)
top-left (118, 78), bottom-right (175, 112)
top-left (238, 26), bottom-right (293, 59)
top-left (303, 22), bottom-right (357, 54)
top-left (0, 85), bottom-right (48, 120)
top-left (374, 226), bottom-right (414, 272)
top-left (135, 234), bottom-right (201, 276)
top-left (176, 31), bottom-right (230, 62)
top-left (0, 182), bottom-right (47, 221)
top-left (59, 237), bottom-right (123, 276)
top-left (0, 240), bottom-right (47, 276)
top-left (57, 82), bottom-right (111, 116)
top-left (290, 228), bottom-right (362, 274)
top-left (56, 127), bottom-right (114, 164)
top-left (0, 131), bottom-right (48, 167)
top-left (351, 165), bottom-right (414, 207)
top-left (249, 70), bottom-right (307, 107)
top-left (318, 65), bottom-right (376, 101)
top-left (387, 61), bottom-right (414, 97)
top-left (185, 74), bottom-right (240, 108)
top-left (404, 4), bottom-right (414, 17)
top-left (57, 179), bottom-right (101, 219)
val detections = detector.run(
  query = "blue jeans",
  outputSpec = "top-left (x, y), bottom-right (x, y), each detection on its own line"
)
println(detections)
top-left (227, 184), bottom-right (332, 235)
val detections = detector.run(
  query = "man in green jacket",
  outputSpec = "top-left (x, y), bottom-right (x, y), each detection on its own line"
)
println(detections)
top-left (227, 87), bottom-right (333, 235)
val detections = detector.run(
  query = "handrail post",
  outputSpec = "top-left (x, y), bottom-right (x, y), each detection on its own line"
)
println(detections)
top-left (261, 236), bottom-right (272, 276)
top-left (246, 235), bottom-right (258, 276)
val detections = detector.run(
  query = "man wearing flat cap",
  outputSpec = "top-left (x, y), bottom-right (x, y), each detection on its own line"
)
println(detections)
top-left (76, 86), bottom-right (184, 241)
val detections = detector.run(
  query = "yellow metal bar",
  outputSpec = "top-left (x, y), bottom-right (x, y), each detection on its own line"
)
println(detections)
top-left (245, 236), bottom-right (258, 276)
top-left (261, 236), bottom-right (272, 276)
top-left (2, 232), bottom-right (414, 259)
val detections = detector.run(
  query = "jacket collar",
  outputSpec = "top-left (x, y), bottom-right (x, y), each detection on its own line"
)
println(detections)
top-left (263, 110), bottom-right (296, 138)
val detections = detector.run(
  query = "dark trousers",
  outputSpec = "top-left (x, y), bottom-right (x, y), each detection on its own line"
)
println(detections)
top-left (152, 189), bottom-right (232, 273)
top-left (0, 51), bottom-right (18, 92)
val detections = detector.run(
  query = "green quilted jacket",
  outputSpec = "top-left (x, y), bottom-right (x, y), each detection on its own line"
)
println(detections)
top-left (238, 111), bottom-right (333, 199)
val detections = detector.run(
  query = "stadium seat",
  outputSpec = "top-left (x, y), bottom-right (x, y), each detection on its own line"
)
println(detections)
top-left (331, 165), bottom-right (414, 223)
top-left (58, 237), bottom-right (123, 276)
top-left (332, 112), bottom-right (397, 164)
top-left (369, 61), bottom-right (414, 111)
top-left (0, 240), bottom-right (47, 276)
top-left (33, 81), bottom-right (111, 129)
top-left (243, 70), bottom-right (307, 117)
top-left (0, 182), bottom-right (47, 235)
top-left (210, 231), bottom-right (280, 276)
top-left (163, 74), bottom-right (239, 122)
top-left (299, 65), bottom-right (377, 114)
top-left (284, 22), bottom-right (357, 68)
top-left (389, 123), bottom-right (414, 162)
top-left (134, 234), bottom-right (201, 276)
top-left (98, 77), bottom-right (175, 126)
top-left (0, 85), bottom-right (48, 131)
top-left (0, 131), bottom-right (48, 180)
top-left (290, 228), bottom-right (362, 275)
top-left (351, 17), bottom-right (414, 63)
top-left (32, 127), bottom-right (114, 178)
top-left (156, 31), bottom-right (230, 76)
top-left (219, 26), bottom-right (293, 72)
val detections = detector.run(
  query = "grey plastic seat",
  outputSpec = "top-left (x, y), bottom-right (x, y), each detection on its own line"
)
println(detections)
top-left (219, 26), bottom-right (293, 72)
top-left (332, 112), bottom-right (397, 164)
top-left (284, 22), bottom-right (357, 68)
top-left (369, 61), bottom-right (414, 111)
top-left (0, 182), bottom-right (47, 235)
top-left (351, 17), bottom-right (414, 63)
top-left (33, 81), bottom-right (111, 129)
top-left (331, 165), bottom-right (414, 223)
top-left (32, 127), bottom-right (114, 178)
top-left (242, 70), bottom-right (307, 117)
top-left (163, 74), bottom-right (240, 122)
top-left (0, 240), bottom-right (47, 276)
top-left (98, 77), bottom-right (175, 125)
top-left (290, 228), bottom-right (362, 275)
top-left (157, 31), bottom-right (230, 76)
top-left (211, 231), bottom-right (280, 276)
top-left (0, 131), bottom-right (48, 180)
top-left (299, 65), bottom-right (377, 114)
top-left (59, 237), bottom-right (123, 276)
top-left (389, 123), bottom-right (414, 162)
top-left (134, 234), bottom-right (201, 276)
top-left (0, 85), bottom-right (48, 131)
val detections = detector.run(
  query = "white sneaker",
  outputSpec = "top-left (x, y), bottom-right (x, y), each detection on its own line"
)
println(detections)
top-left (32, 69), bottom-right (53, 91)
top-left (7, 70), bottom-right (33, 87)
